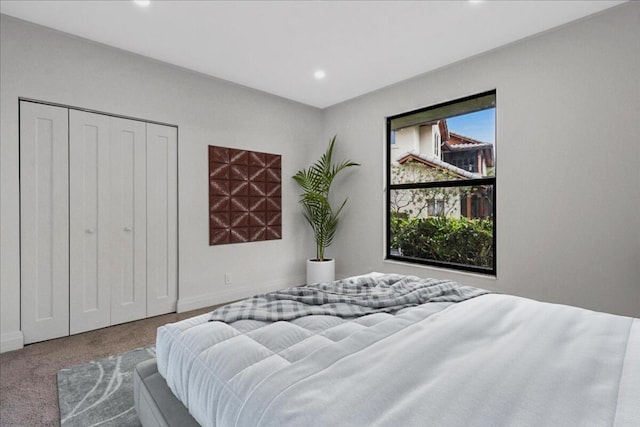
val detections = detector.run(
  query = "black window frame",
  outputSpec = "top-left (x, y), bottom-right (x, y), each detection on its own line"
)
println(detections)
top-left (385, 90), bottom-right (497, 275)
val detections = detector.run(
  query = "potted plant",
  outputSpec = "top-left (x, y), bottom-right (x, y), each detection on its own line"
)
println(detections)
top-left (293, 135), bottom-right (360, 284)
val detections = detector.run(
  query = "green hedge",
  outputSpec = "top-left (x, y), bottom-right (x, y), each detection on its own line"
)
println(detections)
top-left (390, 214), bottom-right (493, 268)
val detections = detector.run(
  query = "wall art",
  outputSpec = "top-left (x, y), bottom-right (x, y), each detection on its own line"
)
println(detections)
top-left (209, 146), bottom-right (282, 245)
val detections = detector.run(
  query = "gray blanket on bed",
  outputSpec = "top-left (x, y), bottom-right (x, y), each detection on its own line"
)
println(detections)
top-left (209, 274), bottom-right (489, 322)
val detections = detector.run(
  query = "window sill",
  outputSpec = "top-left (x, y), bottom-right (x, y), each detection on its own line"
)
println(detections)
top-left (383, 258), bottom-right (497, 281)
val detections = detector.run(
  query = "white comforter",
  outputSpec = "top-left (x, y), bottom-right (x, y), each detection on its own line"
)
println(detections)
top-left (157, 293), bottom-right (639, 427)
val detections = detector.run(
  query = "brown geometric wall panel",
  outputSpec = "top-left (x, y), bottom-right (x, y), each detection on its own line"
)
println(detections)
top-left (209, 146), bottom-right (282, 245)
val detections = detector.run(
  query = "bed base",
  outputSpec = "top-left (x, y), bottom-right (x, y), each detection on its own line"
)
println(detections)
top-left (133, 358), bottom-right (200, 427)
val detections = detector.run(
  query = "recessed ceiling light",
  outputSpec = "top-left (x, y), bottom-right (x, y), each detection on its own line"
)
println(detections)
top-left (469, 0), bottom-right (484, 4)
top-left (134, 0), bottom-right (151, 7)
top-left (314, 70), bottom-right (326, 80)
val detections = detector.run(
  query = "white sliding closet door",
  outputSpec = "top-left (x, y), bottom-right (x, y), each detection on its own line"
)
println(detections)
top-left (109, 117), bottom-right (147, 325)
top-left (146, 123), bottom-right (178, 316)
top-left (20, 102), bottom-right (70, 344)
top-left (69, 110), bottom-right (111, 334)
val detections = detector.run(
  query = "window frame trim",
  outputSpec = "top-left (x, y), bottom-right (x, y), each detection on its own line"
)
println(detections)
top-left (385, 90), bottom-right (497, 276)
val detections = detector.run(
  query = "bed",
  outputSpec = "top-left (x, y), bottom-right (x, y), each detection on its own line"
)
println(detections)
top-left (134, 273), bottom-right (640, 427)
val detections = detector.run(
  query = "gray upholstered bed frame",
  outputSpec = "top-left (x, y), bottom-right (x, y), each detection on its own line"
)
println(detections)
top-left (134, 358), bottom-right (200, 427)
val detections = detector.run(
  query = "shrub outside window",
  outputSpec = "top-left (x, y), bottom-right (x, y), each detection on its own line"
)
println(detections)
top-left (386, 91), bottom-right (496, 274)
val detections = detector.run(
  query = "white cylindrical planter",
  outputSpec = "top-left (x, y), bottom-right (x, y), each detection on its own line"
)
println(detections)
top-left (306, 259), bottom-right (335, 285)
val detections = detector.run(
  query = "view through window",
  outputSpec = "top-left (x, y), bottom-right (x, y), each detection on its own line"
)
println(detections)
top-left (386, 91), bottom-right (496, 274)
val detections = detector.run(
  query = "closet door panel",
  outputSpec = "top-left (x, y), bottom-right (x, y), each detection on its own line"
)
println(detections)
top-left (69, 110), bottom-right (111, 334)
top-left (20, 102), bottom-right (70, 344)
top-left (146, 124), bottom-right (178, 316)
top-left (110, 117), bottom-right (147, 325)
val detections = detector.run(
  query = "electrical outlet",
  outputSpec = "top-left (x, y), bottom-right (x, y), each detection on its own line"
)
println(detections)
top-left (225, 273), bottom-right (232, 284)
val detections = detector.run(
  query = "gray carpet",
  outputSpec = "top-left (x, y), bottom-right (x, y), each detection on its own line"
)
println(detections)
top-left (57, 346), bottom-right (156, 427)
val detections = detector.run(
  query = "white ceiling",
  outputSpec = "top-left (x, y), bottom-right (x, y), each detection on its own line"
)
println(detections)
top-left (0, 0), bottom-right (626, 108)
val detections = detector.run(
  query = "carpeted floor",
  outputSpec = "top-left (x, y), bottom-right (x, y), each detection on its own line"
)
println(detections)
top-left (0, 306), bottom-right (218, 427)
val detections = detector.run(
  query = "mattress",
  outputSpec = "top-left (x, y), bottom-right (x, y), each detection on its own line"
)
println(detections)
top-left (156, 275), bottom-right (639, 427)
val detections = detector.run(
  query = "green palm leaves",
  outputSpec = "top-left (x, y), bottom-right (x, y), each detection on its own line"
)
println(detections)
top-left (293, 136), bottom-right (360, 261)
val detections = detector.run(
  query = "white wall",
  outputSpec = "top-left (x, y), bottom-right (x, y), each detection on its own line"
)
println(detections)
top-left (0, 15), bottom-right (320, 352)
top-left (323, 2), bottom-right (640, 317)
top-left (391, 126), bottom-right (419, 160)
top-left (418, 125), bottom-right (437, 158)
top-left (2, 3), bottom-right (639, 353)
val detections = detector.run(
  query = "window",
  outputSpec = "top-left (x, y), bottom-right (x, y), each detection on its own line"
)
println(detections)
top-left (427, 200), bottom-right (445, 217)
top-left (386, 91), bottom-right (496, 274)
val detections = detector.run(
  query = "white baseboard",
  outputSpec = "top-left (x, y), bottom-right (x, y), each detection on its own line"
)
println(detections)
top-left (177, 275), bottom-right (305, 313)
top-left (0, 331), bottom-right (24, 353)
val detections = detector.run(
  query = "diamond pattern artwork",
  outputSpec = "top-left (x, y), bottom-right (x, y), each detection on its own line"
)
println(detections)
top-left (209, 146), bottom-right (282, 245)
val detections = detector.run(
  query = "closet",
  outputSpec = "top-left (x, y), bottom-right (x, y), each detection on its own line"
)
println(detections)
top-left (20, 101), bottom-right (177, 344)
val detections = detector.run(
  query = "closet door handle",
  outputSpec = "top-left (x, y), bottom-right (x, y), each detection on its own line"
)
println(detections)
top-left (124, 227), bottom-right (133, 232)
top-left (85, 228), bottom-right (95, 234)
